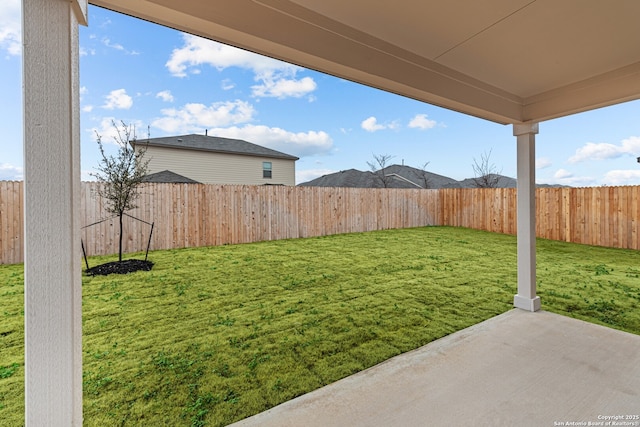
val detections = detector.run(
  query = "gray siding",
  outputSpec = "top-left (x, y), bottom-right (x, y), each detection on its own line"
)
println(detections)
top-left (145, 145), bottom-right (296, 185)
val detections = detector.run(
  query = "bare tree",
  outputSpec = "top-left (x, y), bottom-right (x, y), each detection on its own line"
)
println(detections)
top-left (472, 149), bottom-right (502, 188)
top-left (367, 154), bottom-right (394, 188)
top-left (91, 121), bottom-right (150, 262)
top-left (415, 161), bottom-right (431, 189)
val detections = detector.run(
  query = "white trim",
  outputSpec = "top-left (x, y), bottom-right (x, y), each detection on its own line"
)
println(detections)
top-left (385, 173), bottom-right (424, 189)
top-left (23, 0), bottom-right (85, 424)
top-left (513, 123), bottom-right (540, 312)
top-left (71, 0), bottom-right (88, 25)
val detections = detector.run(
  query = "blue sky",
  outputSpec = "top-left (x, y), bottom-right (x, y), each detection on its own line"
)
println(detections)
top-left (2, 3), bottom-right (640, 185)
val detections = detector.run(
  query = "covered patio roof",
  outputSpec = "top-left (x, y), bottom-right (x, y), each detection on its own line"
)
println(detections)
top-left (21, 0), bottom-right (640, 424)
top-left (92, 0), bottom-right (640, 124)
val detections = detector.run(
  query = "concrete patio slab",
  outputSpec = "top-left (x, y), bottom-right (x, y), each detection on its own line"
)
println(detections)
top-left (230, 309), bottom-right (640, 427)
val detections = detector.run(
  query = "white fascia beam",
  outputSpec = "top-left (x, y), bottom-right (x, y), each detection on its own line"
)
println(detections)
top-left (23, 0), bottom-right (87, 424)
top-left (523, 62), bottom-right (640, 123)
top-left (513, 123), bottom-right (541, 312)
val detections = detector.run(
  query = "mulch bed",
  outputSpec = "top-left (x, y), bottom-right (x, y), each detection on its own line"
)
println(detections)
top-left (85, 259), bottom-right (154, 276)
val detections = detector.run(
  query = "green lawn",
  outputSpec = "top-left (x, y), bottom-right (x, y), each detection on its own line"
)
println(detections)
top-left (1, 226), bottom-right (639, 426)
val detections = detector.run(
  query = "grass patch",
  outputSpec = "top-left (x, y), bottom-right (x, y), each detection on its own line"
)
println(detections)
top-left (1, 226), bottom-right (639, 425)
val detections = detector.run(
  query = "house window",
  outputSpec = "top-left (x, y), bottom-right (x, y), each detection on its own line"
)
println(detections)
top-left (263, 162), bottom-right (272, 178)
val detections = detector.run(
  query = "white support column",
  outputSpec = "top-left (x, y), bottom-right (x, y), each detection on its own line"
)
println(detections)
top-left (23, 0), bottom-right (87, 425)
top-left (513, 123), bottom-right (541, 312)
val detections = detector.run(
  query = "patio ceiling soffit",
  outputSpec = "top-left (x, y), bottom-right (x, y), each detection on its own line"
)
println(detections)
top-left (90, 0), bottom-right (640, 125)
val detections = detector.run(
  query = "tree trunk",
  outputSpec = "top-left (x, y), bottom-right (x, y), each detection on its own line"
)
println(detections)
top-left (118, 212), bottom-right (124, 262)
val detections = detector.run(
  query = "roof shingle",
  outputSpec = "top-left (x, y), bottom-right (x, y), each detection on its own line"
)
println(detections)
top-left (134, 134), bottom-right (299, 160)
top-left (141, 170), bottom-right (200, 184)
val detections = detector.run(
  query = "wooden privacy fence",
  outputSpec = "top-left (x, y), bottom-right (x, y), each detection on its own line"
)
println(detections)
top-left (1, 181), bottom-right (639, 264)
top-left (439, 186), bottom-right (640, 248)
top-left (79, 183), bottom-right (440, 260)
top-left (0, 181), bottom-right (23, 265)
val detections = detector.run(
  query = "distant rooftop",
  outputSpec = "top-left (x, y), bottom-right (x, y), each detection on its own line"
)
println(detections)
top-left (299, 165), bottom-right (469, 189)
top-left (296, 164), bottom-right (567, 189)
top-left (141, 170), bottom-right (200, 184)
top-left (135, 134), bottom-right (299, 161)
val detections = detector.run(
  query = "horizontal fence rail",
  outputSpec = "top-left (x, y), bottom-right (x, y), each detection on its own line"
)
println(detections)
top-left (1, 182), bottom-right (639, 264)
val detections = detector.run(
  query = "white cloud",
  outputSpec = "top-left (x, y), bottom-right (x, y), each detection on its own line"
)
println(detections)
top-left (156, 90), bottom-right (175, 102)
top-left (0, 0), bottom-right (21, 56)
top-left (535, 157), bottom-right (552, 169)
top-left (361, 116), bottom-right (399, 132)
top-left (166, 34), bottom-right (316, 99)
top-left (602, 170), bottom-right (640, 186)
top-left (569, 142), bottom-right (621, 163)
top-left (568, 136), bottom-right (640, 163)
top-left (408, 114), bottom-right (437, 130)
top-left (296, 168), bottom-right (337, 184)
top-left (80, 86), bottom-right (92, 112)
top-left (554, 169), bottom-right (573, 179)
top-left (537, 168), bottom-right (595, 186)
top-left (167, 34), bottom-right (281, 76)
top-left (102, 37), bottom-right (124, 51)
top-left (90, 117), bottom-right (145, 145)
top-left (79, 47), bottom-right (96, 56)
top-left (102, 37), bottom-right (139, 55)
top-left (98, 18), bottom-right (112, 29)
top-left (102, 89), bottom-right (133, 110)
top-left (361, 116), bottom-right (385, 132)
top-left (91, 117), bottom-right (119, 144)
top-left (566, 176), bottom-right (597, 186)
top-left (0, 163), bottom-right (23, 180)
top-left (209, 125), bottom-right (333, 158)
top-left (152, 100), bottom-right (255, 133)
top-left (91, 117), bottom-right (122, 142)
top-left (221, 79), bottom-right (235, 90)
top-left (81, 170), bottom-right (97, 182)
top-left (252, 75), bottom-right (317, 99)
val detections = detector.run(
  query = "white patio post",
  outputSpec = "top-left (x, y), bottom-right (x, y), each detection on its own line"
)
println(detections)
top-left (513, 123), bottom-right (541, 312)
top-left (23, 0), bottom-right (87, 425)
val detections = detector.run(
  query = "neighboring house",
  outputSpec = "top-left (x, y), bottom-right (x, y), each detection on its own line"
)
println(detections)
top-left (459, 174), bottom-right (517, 188)
top-left (299, 165), bottom-right (465, 189)
top-left (133, 134), bottom-right (299, 186)
top-left (142, 170), bottom-right (201, 184)
top-left (299, 164), bottom-right (561, 189)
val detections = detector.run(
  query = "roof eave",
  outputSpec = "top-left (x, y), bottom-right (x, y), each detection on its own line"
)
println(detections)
top-left (141, 141), bottom-right (299, 161)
